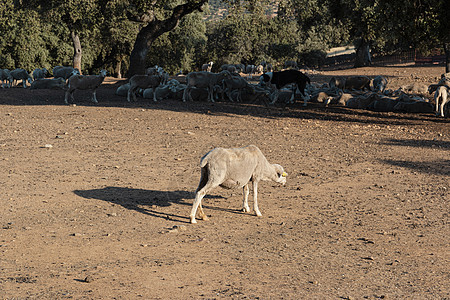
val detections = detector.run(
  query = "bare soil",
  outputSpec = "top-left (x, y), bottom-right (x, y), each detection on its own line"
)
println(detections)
top-left (0, 64), bottom-right (449, 299)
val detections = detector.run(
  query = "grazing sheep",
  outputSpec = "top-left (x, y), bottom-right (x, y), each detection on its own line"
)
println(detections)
top-left (127, 74), bottom-right (162, 102)
top-left (202, 61), bottom-right (214, 72)
top-left (434, 85), bottom-right (449, 117)
top-left (183, 70), bottom-right (231, 102)
top-left (53, 66), bottom-right (80, 80)
top-left (372, 75), bottom-right (388, 93)
top-left (190, 145), bottom-right (287, 224)
top-left (32, 68), bottom-right (48, 80)
top-left (223, 75), bottom-right (255, 102)
top-left (10, 68), bottom-right (32, 88)
top-left (0, 69), bottom-right (13, 88)
top-left (30, 78), bottom-right (66, 90)
top-left (64, 69), bottom-right (107, 104)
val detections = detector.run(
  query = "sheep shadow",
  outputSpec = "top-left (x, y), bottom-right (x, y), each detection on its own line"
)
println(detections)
top-left (73, 186), bottom-right (233, 222)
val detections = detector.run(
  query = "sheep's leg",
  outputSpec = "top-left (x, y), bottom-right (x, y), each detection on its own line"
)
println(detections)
top-left (242, 184), bottom-right (250, 213)
top-left (439, 97), bottom-right (447, 117)
top-left (91, 90), bottom-right (98, 103)
top-left (22, 80), bottom-right (26, 88)
top-left (190, 189), bottom-right (208, 224)
top-left (252, 181), bottom-right (262, 217)
top-left (435, 94), bottom-right (440, 116)
top-left (197, 202), bottom-right (209, 221)
top-left (64, 89), bottom-right (72, 104)
top-left (182, 87), bottom-right (189, 102)
top-left (270, 90), bottom-right (279, 104)
top-left (208, 86), bottom-right (215, 103)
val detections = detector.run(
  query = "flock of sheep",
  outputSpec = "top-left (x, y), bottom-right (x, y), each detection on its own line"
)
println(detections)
top-left (1, 63), bottom-right (448, 118)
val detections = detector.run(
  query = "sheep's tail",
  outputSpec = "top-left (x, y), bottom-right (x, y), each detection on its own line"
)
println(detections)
top-left (200, 150), bottom-right (213, 168)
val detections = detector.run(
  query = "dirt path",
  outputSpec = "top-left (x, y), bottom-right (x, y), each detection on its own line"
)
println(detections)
top-left (0, 64), bottom-right (448, 299)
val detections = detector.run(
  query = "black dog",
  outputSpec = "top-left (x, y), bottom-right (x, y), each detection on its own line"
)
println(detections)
top-left (260, 69), bottom-right (311, 105)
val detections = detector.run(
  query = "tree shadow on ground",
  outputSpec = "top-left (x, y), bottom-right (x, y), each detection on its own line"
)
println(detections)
top-left (380, 159), bottom-right (450, 176)
top-left (384, 138), bottom-right (450, 149)
top-left (74, 186), bottom-right (245, 223)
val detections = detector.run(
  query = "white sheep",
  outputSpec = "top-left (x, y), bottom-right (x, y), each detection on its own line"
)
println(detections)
top-left (32, 68), bottom-right (48, 80)
top-left (10, 68), bottom-right (32, 88)
top-left (127, 74), bottom-right (162, 102)
top-left (434, 85), bottom-right (449, 117)
top-left (190, 145), bottom-right (287, 224)
top-left (64, 69), bottom-right (107, 104)
top-left (0, 69), bottom-right (13, 88)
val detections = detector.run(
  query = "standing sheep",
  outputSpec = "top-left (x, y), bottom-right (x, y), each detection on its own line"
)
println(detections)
top-left (0, 69), bottom-right (13, 88)
top-left (64, 70), bottom-right (107, 104)
top-left (53, 66), bottom-right (80, 81)
top-left (32, 68), bottom-right (48, 80)
top-left (434, 85), bottom-right (449, 117)
top-left (190, 145), bottom-right (287, 224)
top-left (127, 74), bottom-right (162, 102)
top-left (10, 68), bottom-right (32, 88)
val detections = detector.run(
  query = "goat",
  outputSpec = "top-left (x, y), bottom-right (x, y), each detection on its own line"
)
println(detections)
top-left (53, 66), bottom-right (80, 80)
top-left (32, 68), bottom-right (48, 80)
top-left (64, 70), bottom-right (107, 104)
top-left (190, 145), bottom-right (287, 224)
top-left (10, 68), bottom-right (32, 88)
top-left (127, 74), bottom-right (162, 102)
top-left (30, 78), bottom-right (66, 90)
top-left (202, 61), bottom-right (214, 72)
top-left (0, 69), bottom-right (13, 88)
top-left (183, 70), bottom-right (231, 102)
top-left (434, 86), bottom-right (449, 117)
top-left (260, 69), bottom-right (311, 106)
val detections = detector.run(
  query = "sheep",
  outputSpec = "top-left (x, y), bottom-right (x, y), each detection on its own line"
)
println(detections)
top-left (433, 85), bottom-right (449, 117)
top-left (344, 76), bottom-right (371, 91)
top-left (127, 74), bottom-right (162, 102)
top-left (64, 69), bottom-right (107, 104)
top-left (221, 64), bottom-right (238, 74)
top-left (393, 100), bottom-right (434, 113)
top-left (10, 68), bottom-right (32, 88)
top-left (0, 69), bottom-right (13, 88)
top-left (190, 145), bottom-right (287, 224)
top-left (32, 68), bottom-right (48, 80)
top-left (53, 66), bottom-right (80, 80)
top-left (372, 75), bottom-right (388, 93)
top-left (256, 64), bottom-right (264, 74)
top-left (30, 78), bottom-right (66, 90)
top-left (400, 82), bottom-right (429, 95)
top-left (183, 70), bottom-right (231, 102)
top-left (202, 61), bottom-right (214, 72)
top-left (223, 75), bottom-right (255, 102)
top-left (143, 84), bottom-right (171, 101)
top-left (329, 77), bottom-right (346, 90)
top-left (245, 65), bottom-right (256, 78)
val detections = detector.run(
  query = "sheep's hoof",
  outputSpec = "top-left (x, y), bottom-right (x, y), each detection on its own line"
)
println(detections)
top-left (242, 207), bottom-right (250, 213)
top-left (255, 211), bottom-right (263, 217)
top-left (190, 217), bottom-right (197, 224)
top-left (201, 215), bottom-right (209, 221)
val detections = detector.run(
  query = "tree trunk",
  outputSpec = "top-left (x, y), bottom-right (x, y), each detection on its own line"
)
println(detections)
top-left (354, 39), bottom-right (372, 68)
top-left (71, 31), bottom-right (82, 74)
top-left (114, 57), bottom-right (122, 79)
top-left (444, 42), bottom-right (450, 73)
top-left (127, 0), bottom-right (208, 77)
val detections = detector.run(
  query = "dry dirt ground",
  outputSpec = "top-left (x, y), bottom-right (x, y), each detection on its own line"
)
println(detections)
top-left (0, 64), bottom-right (449, 299)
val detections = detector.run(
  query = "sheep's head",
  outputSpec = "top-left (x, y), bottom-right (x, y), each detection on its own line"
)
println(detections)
top-left (272, 164), bottom-right (287, 185)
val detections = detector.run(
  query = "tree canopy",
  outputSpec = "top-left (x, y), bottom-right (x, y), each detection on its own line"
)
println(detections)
top-left (1, 0), bottom-right (448, 75)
